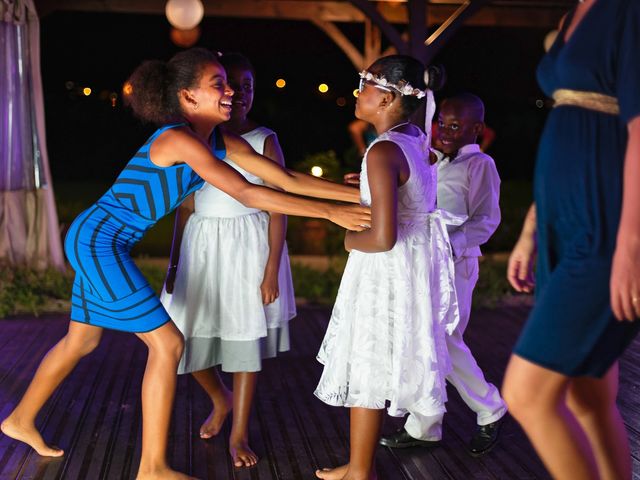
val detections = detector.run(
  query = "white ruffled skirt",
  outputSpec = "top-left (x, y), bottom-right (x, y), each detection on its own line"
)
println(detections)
top-left (314, 212), bottom-right (459, 418)
top-left (161, 211), bottom-right (296, 373)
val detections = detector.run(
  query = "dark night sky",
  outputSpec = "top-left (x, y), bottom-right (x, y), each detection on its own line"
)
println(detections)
top-left (40, 11), bottom-right (552, 183)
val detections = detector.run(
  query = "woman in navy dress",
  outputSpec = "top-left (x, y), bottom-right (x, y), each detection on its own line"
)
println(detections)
top-left (0, 48), bottom-right (369, 479)
top-left (504, 1), bottom-right (640, 478)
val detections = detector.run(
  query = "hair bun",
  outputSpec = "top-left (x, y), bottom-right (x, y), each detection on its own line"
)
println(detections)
top-left (424, 64), bottom-right (446, 92)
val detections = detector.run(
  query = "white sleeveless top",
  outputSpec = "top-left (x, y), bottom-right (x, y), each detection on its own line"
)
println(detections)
top-left (194, 127), bottom-right (274, 217)
top-left (360, 127), bottom-right (437, 224)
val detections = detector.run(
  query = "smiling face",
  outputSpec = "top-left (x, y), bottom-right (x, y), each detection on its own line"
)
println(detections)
top-left (185, 62), bottom-right (234, 124)
top-left (225, 65), bottom-right (254, 121)
top-left (436, 100), bottom-right (484, 155)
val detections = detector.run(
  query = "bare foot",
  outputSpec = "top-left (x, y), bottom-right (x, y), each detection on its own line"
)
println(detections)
top-left (199, 392), bottom-right (233, 439)
top-left (1, 416), bottom-right (64, 457)
top-left (315, 464), bottom-right (349, 479)
top-left (136, 467), bottom-right (197, 479)
top-left (230, 439), bottom-right (258, 468)
top-left (315, 464), bottom-right (377, 480)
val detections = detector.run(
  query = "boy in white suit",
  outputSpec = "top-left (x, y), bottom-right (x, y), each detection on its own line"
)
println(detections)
top-left (381, 93), bottom-right (507, 456)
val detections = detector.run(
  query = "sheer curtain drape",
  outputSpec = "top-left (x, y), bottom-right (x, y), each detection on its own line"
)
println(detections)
top-left (0, 0), bottom-right (64, 269)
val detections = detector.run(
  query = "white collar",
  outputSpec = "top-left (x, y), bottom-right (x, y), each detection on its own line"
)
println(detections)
top-left (436, 143), bottom-right (481, 165)
top-left (455, 143), bottom-right (481, 158)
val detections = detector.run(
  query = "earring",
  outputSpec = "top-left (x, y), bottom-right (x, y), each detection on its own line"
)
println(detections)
top-left (194, 103), bottom-right (199, 110)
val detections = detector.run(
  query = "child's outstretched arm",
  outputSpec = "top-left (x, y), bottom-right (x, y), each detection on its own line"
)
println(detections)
top-left (223, 131), bottom-right (361, 204)
top-left (344, 141), bottom-right (407, 253)
top-left (159, 128), bottom-right (370, 230)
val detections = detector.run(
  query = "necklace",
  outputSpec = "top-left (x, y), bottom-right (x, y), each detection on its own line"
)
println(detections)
top-left (388, 121), bottom-right (411, 132)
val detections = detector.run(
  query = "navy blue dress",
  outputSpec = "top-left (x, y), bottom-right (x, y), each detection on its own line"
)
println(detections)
top-left (514, 0), bottom-right (640, 377)
top-left (64, 124), bottom-right (226, 332)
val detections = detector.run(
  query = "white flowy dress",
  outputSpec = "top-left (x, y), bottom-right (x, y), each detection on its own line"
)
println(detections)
top-left (314, 128), bottom-right (461, 418)
top-left (161, 126), bottom-right (297, 374)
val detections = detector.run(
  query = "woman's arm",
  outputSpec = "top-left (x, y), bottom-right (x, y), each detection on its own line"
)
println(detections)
top-left (223, 131), bottom-right (361, 204)
top-left (344, 141), bottom-right (406, 253)
top-left (157, 128), bottom-right (370, 230)
top-left (506, 203), bottom-right (537, 293)
top-left (611, 116), bottom-right (640, 321)
top-left (260, 134), bottom-right (287, 305)
top-left (165, 193), bottom-right (195, 294)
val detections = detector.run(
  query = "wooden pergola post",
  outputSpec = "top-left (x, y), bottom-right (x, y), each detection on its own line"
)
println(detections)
top-left (349, 0), bottom-right (491, 66)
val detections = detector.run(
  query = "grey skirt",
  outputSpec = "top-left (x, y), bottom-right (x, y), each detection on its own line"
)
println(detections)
top-left (177, 324), bottom-right (290, 374)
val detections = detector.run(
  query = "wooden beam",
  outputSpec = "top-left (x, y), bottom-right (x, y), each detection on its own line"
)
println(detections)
top-left (376, 2), bottom-right (567, 27)
top-left (310, 19), bottom-right (364, 70)
top-left (34, 0), bottom-right (367, 22)
top-left (425, 5), bottom-right (565, 27)
top-left (408, 0), bottom-right (429, 62)
top-left (349, 0), bottom-right (407, 52)
top-left (424, 0), bottom-right (490, 63)
top-left (363, 17), bottom-right (382, 67)
top-left (34, 0), bottom-right (568, 28)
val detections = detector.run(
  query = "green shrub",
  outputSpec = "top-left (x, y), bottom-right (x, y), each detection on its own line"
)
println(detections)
top-left (0, 258), bottom-right (169, 318)
top-left (137, 260), bottom-right (167, 295)
top-left (474, 255), bottom-right (515, 308)
top-left (484, 180), bottom-right (532, 252)
top-left (291, 263), bottom-right (342, 305)
top-left (0, 264), bottom-right (74, 317)
top-left (0, 255), bottom-right (521, 317)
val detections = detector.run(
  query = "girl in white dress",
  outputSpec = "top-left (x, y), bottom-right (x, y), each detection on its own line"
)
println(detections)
top-left (161, 53), bottom-right (296, 468)
top-left (314, 55), bottom-right (459, 480)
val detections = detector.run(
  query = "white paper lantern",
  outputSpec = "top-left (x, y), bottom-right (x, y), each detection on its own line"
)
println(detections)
top-left (165, 0), bottom-right (204, 30)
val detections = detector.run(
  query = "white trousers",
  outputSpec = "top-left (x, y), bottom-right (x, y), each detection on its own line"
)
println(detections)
top-left (405, 256), bottom-right (507, 441)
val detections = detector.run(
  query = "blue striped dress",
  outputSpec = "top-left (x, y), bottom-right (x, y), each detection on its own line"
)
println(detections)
top-left (64, 124), bottom-right (225, 332)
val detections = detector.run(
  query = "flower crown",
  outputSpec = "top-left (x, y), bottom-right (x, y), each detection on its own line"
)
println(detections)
top-left (359, 70), bottom-right (427, 99)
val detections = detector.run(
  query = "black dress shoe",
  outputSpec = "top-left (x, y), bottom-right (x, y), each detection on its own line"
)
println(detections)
top-left (468, 418), bottom-right (503, 457)
top-left (379, 428), bottom-right (442, 449)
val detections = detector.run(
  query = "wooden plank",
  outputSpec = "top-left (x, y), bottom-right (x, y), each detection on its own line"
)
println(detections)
top-left (1, 306), bottom-right (638, 479)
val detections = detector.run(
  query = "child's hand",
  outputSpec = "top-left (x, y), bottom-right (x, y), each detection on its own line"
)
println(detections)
top-left (329, 204), bottom-right (371, 231)
top-left (261, 271), bottom-right (279, 305)
top-left (343, 173), bottom-right (360, 186)
top-left (507, 233), bottom-right (536, 293)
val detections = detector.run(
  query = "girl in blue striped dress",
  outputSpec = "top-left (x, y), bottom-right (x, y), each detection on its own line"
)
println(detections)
top-left (1, 48), bottom-right (369, 480)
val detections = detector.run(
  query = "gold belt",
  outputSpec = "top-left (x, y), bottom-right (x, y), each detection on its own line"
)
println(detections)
top-left (552, 89), bottom-right (619, 115)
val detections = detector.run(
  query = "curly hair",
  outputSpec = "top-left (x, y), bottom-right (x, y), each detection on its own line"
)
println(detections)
top-left (124, 48), bottom-right (220, 125)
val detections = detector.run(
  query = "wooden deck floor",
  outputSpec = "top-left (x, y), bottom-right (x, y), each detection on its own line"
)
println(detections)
top-left (0, 304), bottom-right (638, 480)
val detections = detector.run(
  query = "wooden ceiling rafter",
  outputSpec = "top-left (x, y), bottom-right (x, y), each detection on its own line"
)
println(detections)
top-left (34, 0), bottom-right (572, 70)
